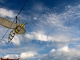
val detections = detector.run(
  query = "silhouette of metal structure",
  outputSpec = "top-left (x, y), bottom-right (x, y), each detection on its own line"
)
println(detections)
top-left (0, 58), bottom-right (20, 60)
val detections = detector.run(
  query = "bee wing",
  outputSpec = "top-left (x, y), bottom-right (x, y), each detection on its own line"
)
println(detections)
top-left (0, 17), bottom-right (18, 29)
top-left (16, 28), bottom-right (26, 34)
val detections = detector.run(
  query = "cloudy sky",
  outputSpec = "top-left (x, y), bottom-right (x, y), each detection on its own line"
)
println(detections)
top-left (0, 0), bottom-right (80, 60)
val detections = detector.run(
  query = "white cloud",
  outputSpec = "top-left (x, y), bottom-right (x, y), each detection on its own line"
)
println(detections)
top-left (3, 54), bottom-right (19, 59)
top-left (0, 8), bottom-right (16, 18)
top-left (11, 36), bottom-right (21, 46)
top-left (25, 32), bottom-right (80, 43)
top-left (40, 46), bottom-right (80, 60)
top-left (50, 49), bottom-right (56, 52)
top-left (58, 46), bottom-right (69, 52)
top-left (20, 51), bottom-right (37, 59)
top-left (25, 32), bottom-right (48, 41)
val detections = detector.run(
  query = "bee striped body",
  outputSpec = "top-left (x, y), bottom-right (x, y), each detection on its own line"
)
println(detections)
top-left (8, 24), bottom-right (26, 42)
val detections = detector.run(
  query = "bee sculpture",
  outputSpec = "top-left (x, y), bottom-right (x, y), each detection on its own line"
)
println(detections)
top-left (0, 17), bottom-right (27, 42)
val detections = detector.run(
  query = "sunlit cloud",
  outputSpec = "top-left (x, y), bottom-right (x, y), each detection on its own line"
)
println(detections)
top-left (0, 8), bottom-right (16, 18)
top-left (40, 45), bottom-right (80, 60)
top-left (11, 36), bottom-right (21, 46)
top-left (20, 51), bottom-right (37, 59)
top-left (3, 54), bottom-right (19, 59)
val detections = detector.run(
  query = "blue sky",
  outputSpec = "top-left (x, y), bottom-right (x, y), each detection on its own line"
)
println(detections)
top-left (0, 0), bottom-right (80, 60)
